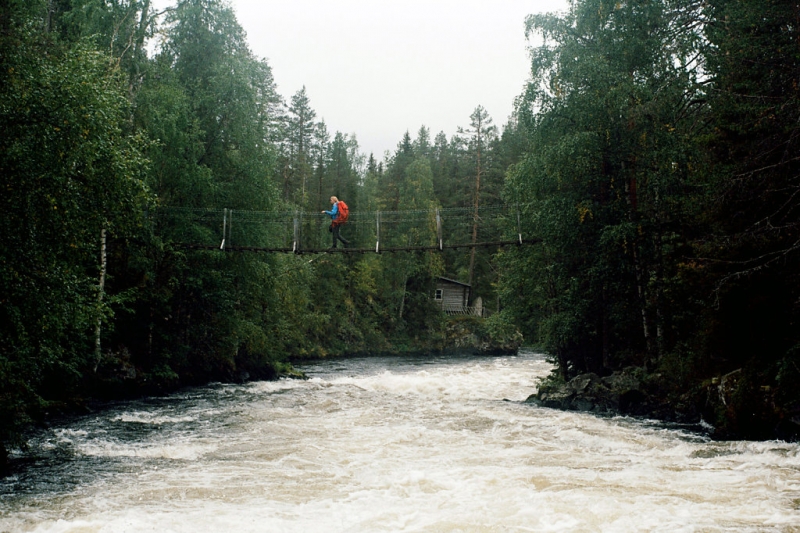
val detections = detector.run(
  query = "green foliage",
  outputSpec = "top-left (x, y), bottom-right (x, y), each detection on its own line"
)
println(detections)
top-left (8, 0), bottom-right (797, 458)
top-left (479, 310), bottom-right (522, 348)
top-left (499, 0), bottom-right (800, 437)
top-left (281, 86), bottom-right (317, 209)
top-left (502, 0), bottom-right (708, 376)
top-left (1, 0), bottom-right (510, 464)
top-left (0, 11), bottom-right (150, 452)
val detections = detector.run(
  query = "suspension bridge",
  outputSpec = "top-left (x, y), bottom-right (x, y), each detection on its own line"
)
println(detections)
top-left (149, 205), bottom-right (540, 254)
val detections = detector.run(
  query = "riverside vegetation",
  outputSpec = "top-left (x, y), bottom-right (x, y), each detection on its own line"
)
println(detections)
top-left (1, 0), bottom-right (798, 469)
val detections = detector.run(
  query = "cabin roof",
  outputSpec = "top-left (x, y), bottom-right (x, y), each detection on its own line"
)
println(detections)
top-left (437, 277), bottom-right (471, 288)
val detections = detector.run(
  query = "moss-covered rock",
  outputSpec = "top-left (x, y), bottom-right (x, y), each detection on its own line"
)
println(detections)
top-left (527, 363), bottom-right (800, 441)
top-left (526, 367), bottom-right (659, 415)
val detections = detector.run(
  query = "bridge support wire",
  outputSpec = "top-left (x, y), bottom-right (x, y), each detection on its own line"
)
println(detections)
top-left (153, 204), bottom-right (539, 254)
top-left (179, 239), bottom-right (541, 254)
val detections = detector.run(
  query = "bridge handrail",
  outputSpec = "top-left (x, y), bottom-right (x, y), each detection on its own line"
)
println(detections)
top-left (148, 203), bottom-right (532, 253)
top-left (149, 204), bottom-right (521, 217)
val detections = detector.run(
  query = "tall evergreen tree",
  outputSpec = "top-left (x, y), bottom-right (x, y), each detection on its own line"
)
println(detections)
top-left (458, 105), bottom-right (497, 289)
top-left (312, 119), bottom-right (330, 209)
top-left (378, 131), bottom-right (415, 211)
top-left (286, 86), bottom-right (317, 208)
top-left (413, 125), bottom-right (431, 158)
top-left (325, 132), bottom-right (360, 207)
top-left (431, 131), bottom-right (454, 204)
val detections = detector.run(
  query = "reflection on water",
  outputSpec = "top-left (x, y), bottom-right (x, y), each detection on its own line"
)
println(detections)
top-left (1, 352), bottom-right (799, 532)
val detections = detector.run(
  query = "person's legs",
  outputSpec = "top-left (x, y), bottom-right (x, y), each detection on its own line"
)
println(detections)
top-left (336, 226), bottom-right (349, 246)
top-left (332, 224), bottom-right (348, 248)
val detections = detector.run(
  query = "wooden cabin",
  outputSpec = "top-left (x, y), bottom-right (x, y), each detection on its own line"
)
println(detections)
top-left (434, 277), bottom-right (472, 315)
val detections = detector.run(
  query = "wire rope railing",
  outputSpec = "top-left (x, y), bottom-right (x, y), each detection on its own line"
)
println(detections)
top-left (148, 204), bottom-right (538, 253)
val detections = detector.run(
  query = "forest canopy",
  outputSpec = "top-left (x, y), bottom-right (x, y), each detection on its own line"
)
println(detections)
top-left (500, 0), bottom-right (799, 439)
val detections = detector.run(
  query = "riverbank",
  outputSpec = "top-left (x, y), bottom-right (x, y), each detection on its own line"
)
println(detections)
top-left (1, 315), bottom-right (521, 476)
top-left (527, 367), bottom-right (800, 441)
top-left (0, 358), bottom-right (303, 477)
top-left (286, 314), bottom-right (522, 363)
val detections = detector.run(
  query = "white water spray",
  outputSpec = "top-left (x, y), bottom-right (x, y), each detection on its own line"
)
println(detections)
top-left (1, 353), bottom-right (798, 532)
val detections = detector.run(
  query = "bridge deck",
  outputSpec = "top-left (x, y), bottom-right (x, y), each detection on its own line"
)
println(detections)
top-left (152, 205), bottom-right (536, 253)
top-left (180, 238), bottom-right (541, 254)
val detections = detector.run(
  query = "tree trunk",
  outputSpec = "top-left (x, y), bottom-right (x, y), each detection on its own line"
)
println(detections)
top-left (128, 0), bottom-right (151, 97)
top-left (632, 241), bottom-right (654, 362)
top-left (653, 222), bottom-right (665, 359)
top-left (45, 0), bottom-right (54, 33)
top-left (398, 270), bottom-right (409, 320)
top-left (602, 285), bottom-right (611, 370)
top-left (468, 136), bottom-right (482, 290)
top-left (93, 227), bottom-right (108, 372)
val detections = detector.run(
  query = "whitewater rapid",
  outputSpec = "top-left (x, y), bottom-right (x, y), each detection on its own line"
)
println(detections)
top-left (1, 352), bottom-right (799, 532)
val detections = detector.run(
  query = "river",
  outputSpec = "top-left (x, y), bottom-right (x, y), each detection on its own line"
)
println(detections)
top-left (1, 352), bottom-right (799, 532)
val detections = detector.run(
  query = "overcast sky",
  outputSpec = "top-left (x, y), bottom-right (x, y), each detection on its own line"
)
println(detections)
top-left (156, 0), bottom-right (570, 158)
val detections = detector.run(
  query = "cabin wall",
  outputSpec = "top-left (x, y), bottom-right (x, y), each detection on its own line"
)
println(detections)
top-left (435, 280), bottom-right (470, 312)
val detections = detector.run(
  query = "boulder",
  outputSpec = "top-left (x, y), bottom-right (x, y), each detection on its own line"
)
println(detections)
top-left (528, 369), bottom-right (647, 414)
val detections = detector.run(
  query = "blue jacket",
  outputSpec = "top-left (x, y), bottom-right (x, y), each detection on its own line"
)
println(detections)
top-left (324, 202), bottom-right (339, 220)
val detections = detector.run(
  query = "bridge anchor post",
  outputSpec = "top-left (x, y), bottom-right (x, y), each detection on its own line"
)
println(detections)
top-left (376, 211), bottom-right (381, 253)
top-left (436, 209), bottom-right (442, 250)
top-left (220, 208), bottom-right (227, 250)
top-left (292, 212), bottom-right (299, 253)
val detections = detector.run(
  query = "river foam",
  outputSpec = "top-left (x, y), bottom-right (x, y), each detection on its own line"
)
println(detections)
top-left (1, 353), bottom-right (799, 532)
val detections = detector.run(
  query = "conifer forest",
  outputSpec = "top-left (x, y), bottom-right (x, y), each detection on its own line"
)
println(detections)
top-left (1, 0), bottom-right (799, 466)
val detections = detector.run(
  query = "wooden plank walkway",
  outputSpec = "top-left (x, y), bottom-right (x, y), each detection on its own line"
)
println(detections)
top-left (179, 238), bottom-right (542, 254)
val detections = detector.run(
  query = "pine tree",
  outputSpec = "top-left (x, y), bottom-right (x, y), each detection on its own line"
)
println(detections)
top-left (312, 119), bottom-right (330, 209)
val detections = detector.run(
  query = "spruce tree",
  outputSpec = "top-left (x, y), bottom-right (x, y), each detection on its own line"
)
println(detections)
top-left (287, 86), bottom-right (317, 209)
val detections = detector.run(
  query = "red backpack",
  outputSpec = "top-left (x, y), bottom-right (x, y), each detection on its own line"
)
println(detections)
top-left (335, 200), bottom-right (349, 226)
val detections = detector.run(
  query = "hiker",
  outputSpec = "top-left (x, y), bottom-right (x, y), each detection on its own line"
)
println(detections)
top-left (322, 196), bottom-right (350, 248)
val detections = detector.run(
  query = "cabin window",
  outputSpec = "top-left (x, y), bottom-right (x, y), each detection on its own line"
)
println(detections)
top-left (434, 289), bottom-right (443, 300)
